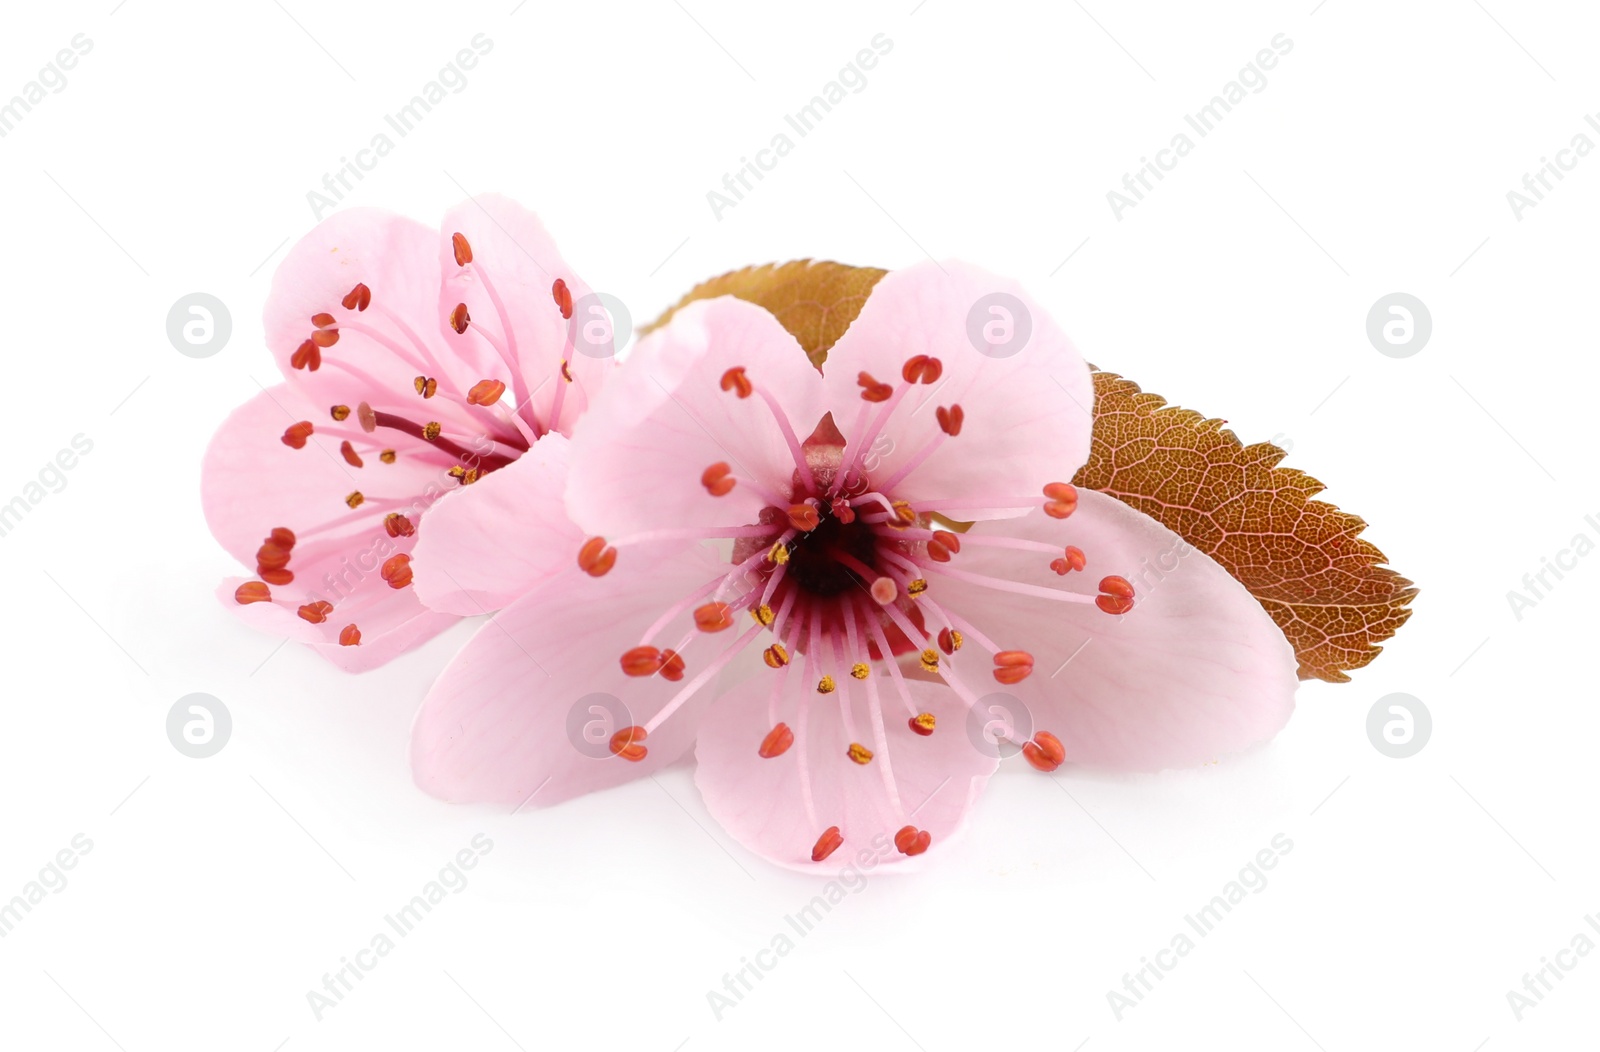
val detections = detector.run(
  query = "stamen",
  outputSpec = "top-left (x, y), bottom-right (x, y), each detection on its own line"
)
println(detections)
top-left (577, 537), bottom-right (618, 577)
top-left (413, 375), bottom-right (438, 399)
top-left (379, 449), bottom-right (396, 464)
top-left (234, 582), bottom-right (271, 604)
top-left (311, 312), bottom-right (335, 328)
top-left (260, 568), bottom-right (293, 586)
top-left (851, 663), bottom-right (870, 680)
top-left (893, 825), bottom-right (932, 856)
top-left (919, 649), bottom-right (940, 673)
top-left (768, 541), bottom-right (790, 565)
top-left (609, 725), bottom-right (647, 762)
top-left (1051, 545), bottom-right (1087, 575)
top-left (817, 675), bottom-right (837, 694)
top-left (311, 327), bottom-right (340, 348)
top-left (787, 503), bottom-right (820, 531)
top-left (290, 339), bottom-right (320, 371)
top-left (846, 742), bottom-right (874, 765)
top-left (992, 650), bottom-right (1035, 685)
top-left (450, 303), bottom-right (470, 334)
top-left (659, 649), bottom-right (686, 681)
top-left (870, 577), bottom-right (897, 605)
top-left (907, 578), bottom-right (928, 597)
top-left (901, 355), bottom-right (943, 384)
top-left (811, 827), bottom-right (843, 862)
top-left (751, 604), bottom-right (775, 626)
top-left (937, 627), bottom-right (963, 654)
top-left (381, 553), bottom-right (413, 589)
top-left (1096, 575), bottom-right (1136, 615)
top-left (621, 646), bottom-right (664, 676)
top-left (1023, 731), bottom-right (1065, 772)
top-left (701, 462), bottom-right (735, 497)
top-left (935, 404), bottom-right (964, 436)
top-left (339, 624), bottom-right (361, 646)
top-left (281, 421), bottom-right (313, 449)
top-left (330, 405), bottom-right (350, 421)
top-left (551, 278), bottom-right (573, 319)
top-left (856, 372), bottom-right (893, 402)
top-left (763, 643), bottom-right (789, 668)
top-left (693, 602), bottom-right (734, 632)
top-left (340, 441), bottom-right (363, 468)
top-left (345, 491), bottom-right (364, 509)
top-left (297, 601), bottom-right (334, 624)
top-left (451, 232), bottom-right (473, 266)
top-left (759, 722), bottom-right (794, 758)
top-left (909, 712), bottom-right (936, 736)
top-left (1043, 482), bottom-right (1079, 519)
top-left (926, 531), bottom-right (960, 563)
top-left (384, 513), bottom-right (415, 538)
top-left (719, 366), bottom-right (752, 398)
top-left (467, 379), bottom-right (506, 406)
top-left (340, 283), bottom-right (371, 311)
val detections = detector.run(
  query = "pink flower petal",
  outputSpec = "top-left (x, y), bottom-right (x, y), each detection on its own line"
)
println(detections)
top-left (436, 194), bottom-right (610, 437)
top-left (411, 544), bottom-right (747, 807)
top-left (694, 673), bottom-right (998, 873)
top-left (202, 383), bottom-right (458, 668)
top-left (927, 488), bottom-right (1298, 770)
top-left (821, 261), bottom-right (1095, 519)
top-left (565, 297), bottom-right (830, 541)
top-left (410, 434), bottom-right (583, 615)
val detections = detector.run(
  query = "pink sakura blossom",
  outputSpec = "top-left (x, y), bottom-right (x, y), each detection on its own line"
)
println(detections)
top-left (201, 196), bottom-right (610, 671)
top-left (408, 261), bottom-right (1298, 871)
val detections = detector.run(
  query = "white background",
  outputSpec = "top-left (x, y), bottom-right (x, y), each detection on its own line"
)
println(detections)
top-left (1, 1), bottom-right (1595, 1049)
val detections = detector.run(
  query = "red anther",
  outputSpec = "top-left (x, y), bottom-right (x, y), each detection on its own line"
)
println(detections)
top-left (869, 577), bottom-right (897, 605)
top-left (289, 338), bottom-right (320, 371)
top-left (937, 627), bottom-right (963, 654)
top-left (927, 531), bottom-right (960, 563)
top-left (901, 355), bottom-right (943, 384)
top-left (449, 302), bottom-right (471, 334)
top-left (935, 404), bottom-right (965, 436)
top-left (1043, 482), bottom-right (1078, 519)
top-left (1051, 545), bottom-right (1087, 575)
top-left (311, 312), bottom-right (336, 328)
top-left (255, 541), bottom-right (291, 571)
top-left (311, 327), bottom-right (340, 348)
top-left (341, 283), bottom-right (371, 311)
top-left (552, 278), bottom-right (573, 319)
top-left (339, 440), bottom-right (363, 468)
top-left (894, 825), bottom-right (932, 856)
top-left (620, 646), bottom-right (664, 677)
top-left (1022, 731), bottom-right (1066, 772)
top-left (339, 623), bottom-right (362, 646)
top-left (1096, 594), bottom-right (1135, 615)
top-left (701, 462), bottom-right (735, 497)
top-left (384, 513), bottom-right (415, 538)
top-left (281, 421), bottom-right (314, 449)
top-left (270, 527), bottom-right (296, 550)
top-left (234, 581), bottom-right (271, 605)
top-left (577, 537), bottom-right (618, 577)
top-left (787, 503), bottom-right (820, 531)
top-left (297, 601), bottom-right (334, 624)
top-left (609, 725), bottom-right (648, 762)
top-left (993, 649), bottom-right (1035, 685)
top-left (259, 568), bottom-right (294, 585)
top-left (759, 722), bottom-right (795, 758)
top-left (694, 602), bottom-right (734, 632)
top-left (1099, 575), bottom-right (1135, 599)
top-left (451, 232), bottom-right (473, 266)
top-left (909, 712), bottom-right (936, 736)
top-left (467, 379), bottom-right (506, 406)
top-left (659, 649), bottom-right (686, 681)
top-left (719, 366), bottom-right (752, 399)
top-left (856, 371), bottom-right (893, 402)
top-left (811, 826), bottom-right (844, 862)
top-left (832, 501), bottom-right (857, 525)
top-left (381, 553), bottom-right (413, 589)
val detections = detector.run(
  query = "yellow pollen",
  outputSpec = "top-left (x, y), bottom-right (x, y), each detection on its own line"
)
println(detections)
top-left (847, 742), bottom-right (874, 765)
top-left (949, 629), bottom-right (964, 651)
top-left (912, 712), bottom-right (936, 733)
top-left (907, 578), bottom-right (928, 597)
top-left (447, 466), bottom-right (465, 479)
top-left (561, 359), bottom-right (573, 382)
top-left (462, 468), bottom-right (479, 485)
top-left (888, 500), bottom-right (915, 529)
top-left (763, 643), bottom-right (789, 668)
top-left (413, 376), bottom-right (438, 398)
top-left (423, 422), bottom-right (442, 440)
top-left (817, 675), bottom-right (836, 694)
top-left (379, 449), bottom-right (396, 463)
top-left (751, 604), bottom-right (775, 626)
top-left (768, 541), bottom-right (790, 565)
top-left (330, 404), bottom-right (350, 421)
top-left (919, 648), bottom-right (939, 673)
top-left (851, 663), bottom-right (870, 680)
top-left (345, 491), bottom-right (364, 509)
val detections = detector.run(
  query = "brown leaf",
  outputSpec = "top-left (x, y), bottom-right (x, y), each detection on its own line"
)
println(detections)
top-left (648, 260), bottom-right (1415, 682)
top-left (1073, 370), bottom-right (1416, 682)
top-left (642, 260), bottom-right (886, 368)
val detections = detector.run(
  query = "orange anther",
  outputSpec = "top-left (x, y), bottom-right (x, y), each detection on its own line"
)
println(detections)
top-left (847, 742), bottom-right (874, 765)
top-left (259, 568), bottom-right (294, 585)
top-left (856, 371), bottom-right (893, 402)
top-left (935, 404), bottom-right (964, 436)
top-left (341, 283), bottom-right (371, 311)
top-left (894, 825), bottom-right (932, 856)
top-left (381, 553), bottom-right (413, 589)
top-left (759, 723), bottom-right (795, 758)
top-left (659, 649), bottom-right (686, 681)
top-left (451, 232), bottom-right (473, 266)
top-left (340, 440), bottom-right (363, 468)
top-left (993, 649), bottom-right (1035, 685)
top-left (811, 826), bottom-right (844, 862)
top-left (280, 421), bottom-right (314, 449)
top-left (467, 379), bottom-right (506, 406)
top-left (449, 302), bottom-right (470, 334)
top-left (339, 624), bottom-right (361, 646)
top-left (694, 602), bottom-right (734, 632)
top-left (787, 503), bottom-right (820, 531)
top-left (620, 646), bottom-right (663, 677)
top-left (1050, 545), bottom-right (1087, 575)
top-left (909, 712), bottom-right (936, 736)
top-left (297, 600), bottom-right (334, 624)
top-left (311, 312), bottom-right (336, 328)
top-left (577, 537), bottom-right (617, 577)
top-left (384, 513), bottom-right (415, 538)
top-left (552, 278), bottom-right (573, 319)
top-left (234, 581), bottom-right (271, 605)
top-left (1043, 482), bottom-right (1078, 519)
top-left (311, 327), bottom-right (340, 348)
top-left (1023, 731), bottom-right (1066, 772)
top-left (289, 339), bottom-right (320, 371)
top-left (719, 366), bottom-right (752, 398)
top-left (609, 725), bottom-right (647, 762)
top-left (901, 355), bottom-right (943, 384)
top-left (701, 462), bottom-right (735, 497)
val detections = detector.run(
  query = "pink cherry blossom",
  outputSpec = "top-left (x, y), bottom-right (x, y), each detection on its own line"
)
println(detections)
top-left (201, 195), bottom-right (609, 671)
top-left (409, 261), bottom-right (1298, 871)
